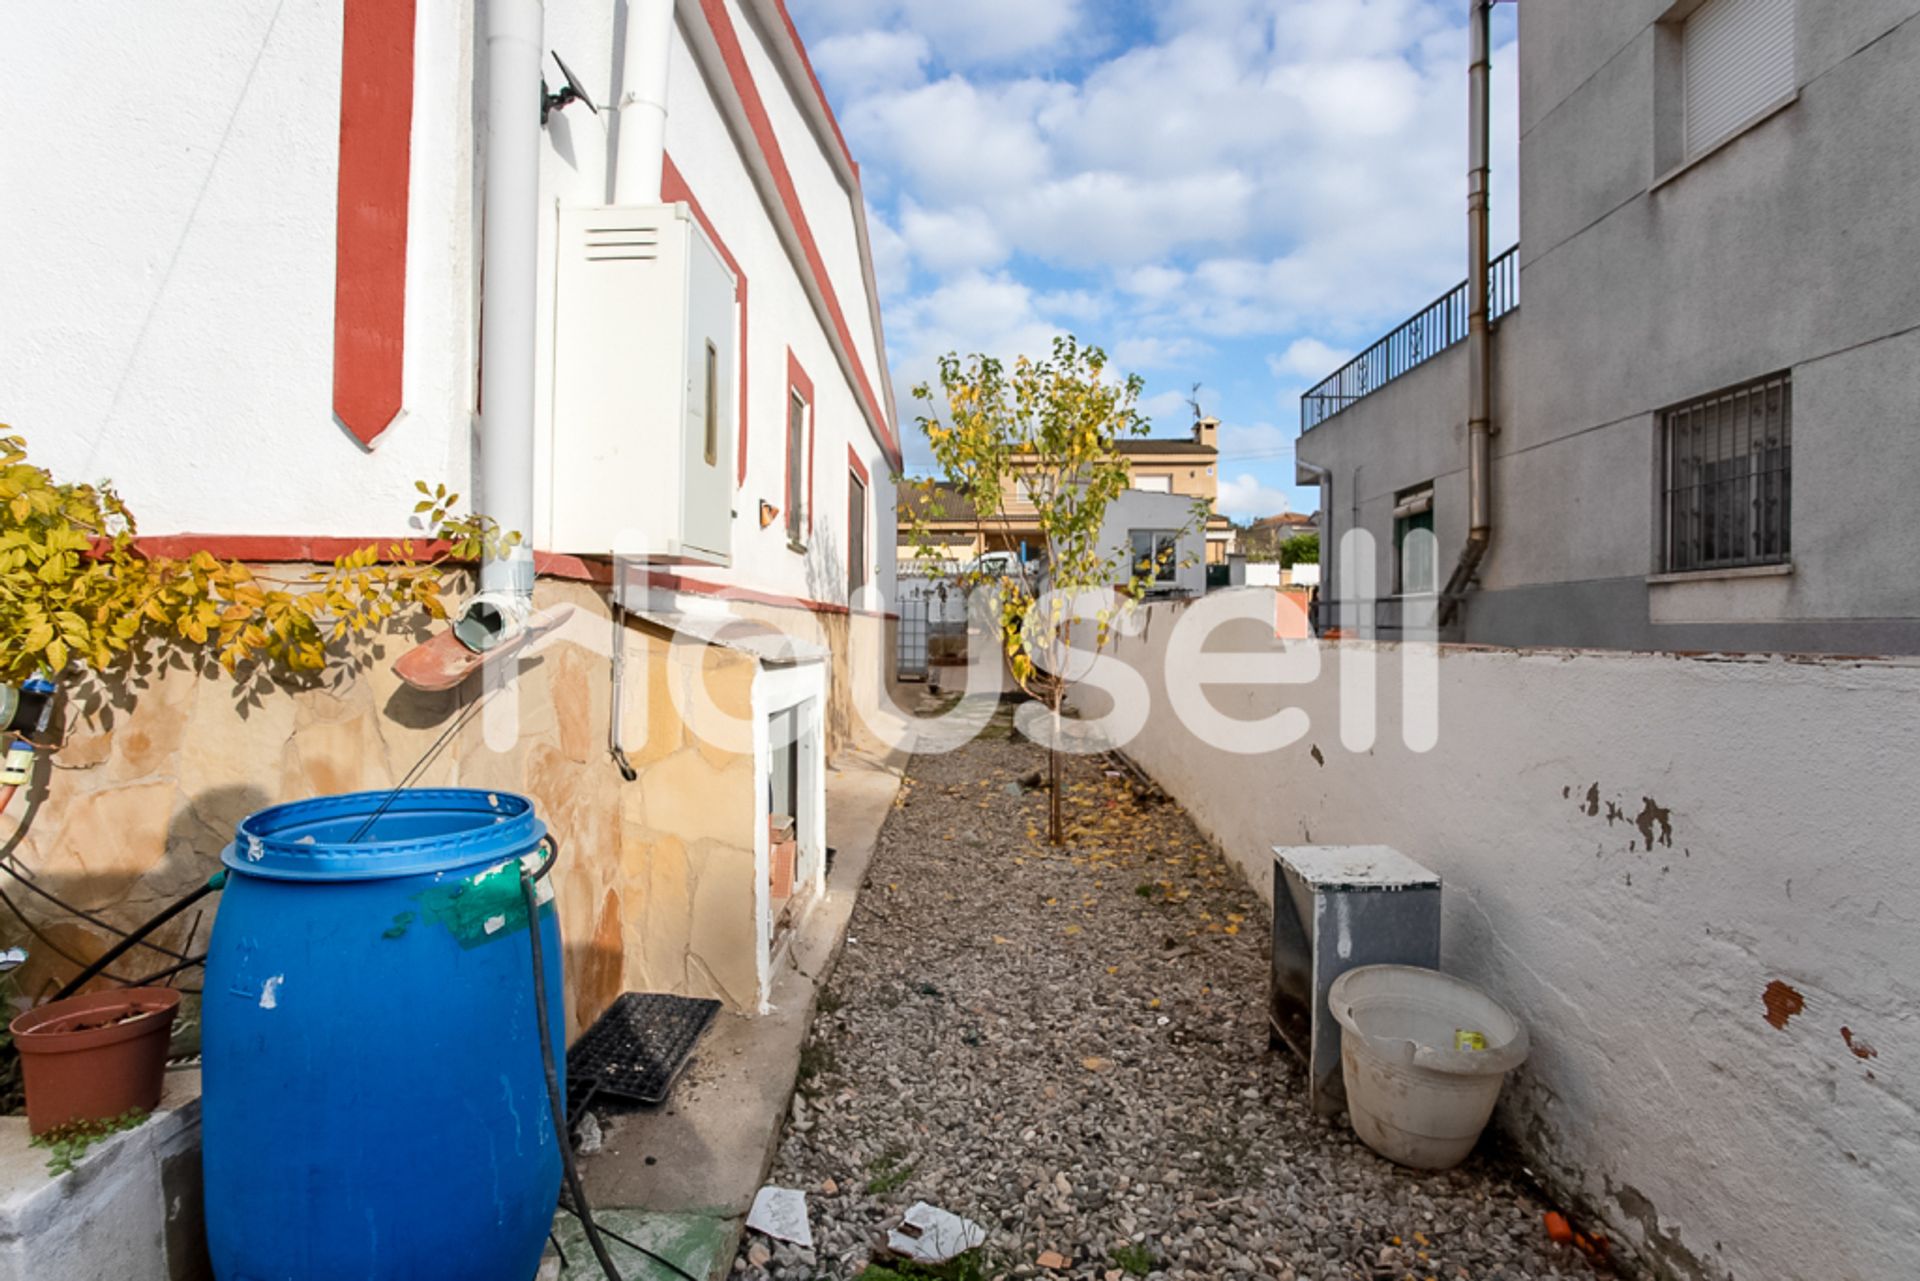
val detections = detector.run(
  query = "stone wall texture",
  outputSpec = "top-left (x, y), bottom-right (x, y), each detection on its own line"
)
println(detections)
top-left (2, 577), bottom-right (886, 1032)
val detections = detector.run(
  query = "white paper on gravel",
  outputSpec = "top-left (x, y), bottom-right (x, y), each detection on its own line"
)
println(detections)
top-left (747, 1186), bottom-right (814, 1248)
top-left (887, 1202), bottom-right (988, 1264)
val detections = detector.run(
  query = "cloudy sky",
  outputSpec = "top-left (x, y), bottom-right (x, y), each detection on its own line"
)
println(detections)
top-left (786, 0), bottom-right (1518, 519)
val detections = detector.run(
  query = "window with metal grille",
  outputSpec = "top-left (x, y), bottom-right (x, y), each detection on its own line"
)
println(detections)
top-left (1683, 0), bottom-right (1796, 159)
top-left (1662, 373), bottom-right (1791, 573)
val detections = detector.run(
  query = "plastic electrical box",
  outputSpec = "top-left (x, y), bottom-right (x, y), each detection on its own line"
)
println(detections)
top-left (550, 203), bottom-right (736, 564)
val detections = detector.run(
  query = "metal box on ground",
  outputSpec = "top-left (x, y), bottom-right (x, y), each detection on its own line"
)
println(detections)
top-left (1268, 845), bottom-right (1441, 1115)
top-left (550, 203), bottom-right (737, 564)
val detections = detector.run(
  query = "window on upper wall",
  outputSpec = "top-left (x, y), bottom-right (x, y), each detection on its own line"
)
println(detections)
top-left (786, 391), bottom-right (808, 548)
top-left (847, 470), bottom-right (868, 599)
top-left (1682, 0), bottom-right (1796, 160)
top-left (1134, 474), bottom-right (1172, 494)
top-left (1661, 373), bottom-right (1792, 573)
top-left (1393, 484), bottom-right (1437, 596)
top-left (1129, 530), bottom-right (1179, 586)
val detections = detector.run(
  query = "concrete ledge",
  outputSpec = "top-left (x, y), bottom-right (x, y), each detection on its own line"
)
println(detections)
top-left (0, 1070), bottom-right (208, 1281)
top-left (570, 750), bottom-right (904, 1278)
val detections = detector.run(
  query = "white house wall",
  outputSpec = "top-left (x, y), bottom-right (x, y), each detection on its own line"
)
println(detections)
top-left (2, 0), bottom-right (896, 618)
top-left (725, 0), bottom-right (887, 395)
top-left (2, 0), bottom-right (476, 538)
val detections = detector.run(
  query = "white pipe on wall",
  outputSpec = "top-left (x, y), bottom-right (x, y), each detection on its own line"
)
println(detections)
top-left (613, 0), bottom-right (674, 205)
top-left (480, 0), bottom-right (544, 600)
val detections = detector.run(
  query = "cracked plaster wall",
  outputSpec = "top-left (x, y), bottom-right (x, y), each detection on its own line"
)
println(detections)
top-left (1081, 599), bottom-right (1920, 1281)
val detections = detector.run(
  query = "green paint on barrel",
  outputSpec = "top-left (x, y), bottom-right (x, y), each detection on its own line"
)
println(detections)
top-left (414, 858), bottom-right (551, 950)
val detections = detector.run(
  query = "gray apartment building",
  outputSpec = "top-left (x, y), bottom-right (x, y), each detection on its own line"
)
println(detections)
top-left (1297, 0), bottom-right (1920, 654)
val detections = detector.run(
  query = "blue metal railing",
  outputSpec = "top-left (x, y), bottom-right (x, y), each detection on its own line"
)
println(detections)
top-left (1300, 246), bottom-right (1519, 432)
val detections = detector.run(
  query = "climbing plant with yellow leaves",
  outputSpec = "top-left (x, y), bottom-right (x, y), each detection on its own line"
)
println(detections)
top-left (0, 431), bottom-right (514, 693)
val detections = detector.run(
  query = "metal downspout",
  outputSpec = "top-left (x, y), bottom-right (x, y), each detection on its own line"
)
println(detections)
top-left (1440, 0), bottom-right (1495, 628)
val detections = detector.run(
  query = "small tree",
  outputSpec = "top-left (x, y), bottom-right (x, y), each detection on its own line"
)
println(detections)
top-left (1279, 532), bottom-right (1319, 569)
top-left (905, 337), bottom-right (1195, 844)
top-left (0, 430), bottom-right (512, 709)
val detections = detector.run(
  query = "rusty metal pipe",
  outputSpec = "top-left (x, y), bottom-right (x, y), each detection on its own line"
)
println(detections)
top-left (1442, 0), bottom-right (1496, 626)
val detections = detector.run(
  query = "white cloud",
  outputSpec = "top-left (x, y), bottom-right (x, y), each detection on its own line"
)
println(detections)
top-left (810, 29), bottom-right (931, 97)
top-left (793, 0), bottom-right (1522, 476)
top-left (898, 200), bottom-right (1008, 275)
top-left (1112, 335), bottom-right (1210, 373)
top-left (1217, 472), bottom-right (1294, 519)
top-left (1218, 419), bottom-right (1296, 463)
top-left (900, 0), bottom-right (1084, 67)
top-left (1268, 338), bottom-right (1347, 381)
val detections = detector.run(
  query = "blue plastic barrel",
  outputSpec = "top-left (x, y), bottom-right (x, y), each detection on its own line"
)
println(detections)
top-left (202, 789), bottom-right (564, 1281)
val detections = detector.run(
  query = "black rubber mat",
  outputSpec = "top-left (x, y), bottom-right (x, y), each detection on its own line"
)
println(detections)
top-left (567, 992), bottom-right (721, 1109)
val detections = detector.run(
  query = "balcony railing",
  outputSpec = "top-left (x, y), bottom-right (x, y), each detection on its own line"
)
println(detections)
top-left (1300, 246), bottom-right (1519, 432)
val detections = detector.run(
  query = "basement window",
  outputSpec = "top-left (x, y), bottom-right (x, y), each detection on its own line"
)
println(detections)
top-left (1661, 373), bottom-right (1792, 573)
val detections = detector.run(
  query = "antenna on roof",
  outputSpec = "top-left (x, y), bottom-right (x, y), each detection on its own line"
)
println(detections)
top-left (1186, 383), bottom-right (1205, 425)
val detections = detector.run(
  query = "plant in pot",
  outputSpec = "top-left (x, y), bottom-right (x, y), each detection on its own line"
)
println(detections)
top-left (0, 431), bottom-right (517, 1142)
top-left (8, 987), bottom-right (182, 1139)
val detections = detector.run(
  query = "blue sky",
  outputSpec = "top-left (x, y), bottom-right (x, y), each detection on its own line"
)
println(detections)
top-left (787, 0), bottom-right (1518, 520)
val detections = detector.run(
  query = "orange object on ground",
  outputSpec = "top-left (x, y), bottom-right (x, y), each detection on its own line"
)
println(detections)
top-left (1543, 1211), bottom-right (1574, 1244)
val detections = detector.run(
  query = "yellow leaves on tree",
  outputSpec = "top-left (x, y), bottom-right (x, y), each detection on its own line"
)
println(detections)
top-left (0, 433), bottom-right (516, 687)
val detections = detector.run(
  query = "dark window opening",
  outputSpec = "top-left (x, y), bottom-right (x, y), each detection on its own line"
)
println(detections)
top-left (786, 392), bottom-right (808, 547)
top-left (1393, 484), bottom-right (1437, 595)
top-left (1662, 373), bottom-right (1792, 573)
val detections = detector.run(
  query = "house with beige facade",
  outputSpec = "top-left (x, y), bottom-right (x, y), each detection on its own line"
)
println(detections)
top-left (2, 0), bottom-right (901, 1026)
top-left (898, 416), bottom-right (1232, 570)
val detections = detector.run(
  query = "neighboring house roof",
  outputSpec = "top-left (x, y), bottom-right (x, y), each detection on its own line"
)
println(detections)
top-left (897, 482), bottom-right (983, 525)
top-left (1120, 439), bottom-right (1219, 457)
top-left (1249, 512), bottom-right (1317, 532)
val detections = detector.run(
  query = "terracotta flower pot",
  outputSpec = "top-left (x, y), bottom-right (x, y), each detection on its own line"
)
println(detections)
top-left (9, 987), bottom-right (181, 1137)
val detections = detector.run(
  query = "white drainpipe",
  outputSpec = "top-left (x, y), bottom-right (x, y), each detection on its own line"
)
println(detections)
top-left (479, 0), bottom-right (544, 606)
top-left (613, 0), bottom-right (674, 205)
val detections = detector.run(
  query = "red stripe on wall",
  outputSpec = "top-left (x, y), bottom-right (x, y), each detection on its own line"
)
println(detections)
top-left (331, 0), bottom-right (416, 449)
top-left (695, 0), bottom-right (899, 470)
top-left (769, 0), bottom-right (855, 175)
top-left (662, 154), bottom-right (753, 487)
top-left (129, 536), bottom-right (895, 618)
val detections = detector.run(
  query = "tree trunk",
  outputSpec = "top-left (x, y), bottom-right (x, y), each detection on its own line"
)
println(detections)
top-left (1048, 692), bottom-right (1064, 845)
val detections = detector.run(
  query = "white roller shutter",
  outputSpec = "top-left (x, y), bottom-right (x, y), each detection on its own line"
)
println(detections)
top-left (1685, 0), bottom-right (1797, 158)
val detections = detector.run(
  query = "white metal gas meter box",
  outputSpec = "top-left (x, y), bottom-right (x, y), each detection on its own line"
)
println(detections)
top-left (550, 204), bottom-right (736, 564)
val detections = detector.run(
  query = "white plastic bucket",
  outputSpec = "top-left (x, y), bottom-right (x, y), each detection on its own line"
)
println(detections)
top-left (1328, 964), bottom-right (1529, 1171)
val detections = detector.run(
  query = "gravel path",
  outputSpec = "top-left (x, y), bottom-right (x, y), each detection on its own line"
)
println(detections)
top-left (735, 720), bottom-right (1598, 1281)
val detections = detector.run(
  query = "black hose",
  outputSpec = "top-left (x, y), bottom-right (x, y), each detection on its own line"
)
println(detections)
top-left (123, 952), bottom-right (209, 988)
top-left (519, 838), bottom-right (701, 1281)
top-left (0, 861), bottom-right (194, 962)
top-left (52, 874), bottom-right (226, 1001)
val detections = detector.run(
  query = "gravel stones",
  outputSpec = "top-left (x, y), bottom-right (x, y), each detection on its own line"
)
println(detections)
top-left (734, 733), bottom-right (1596, 1280)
